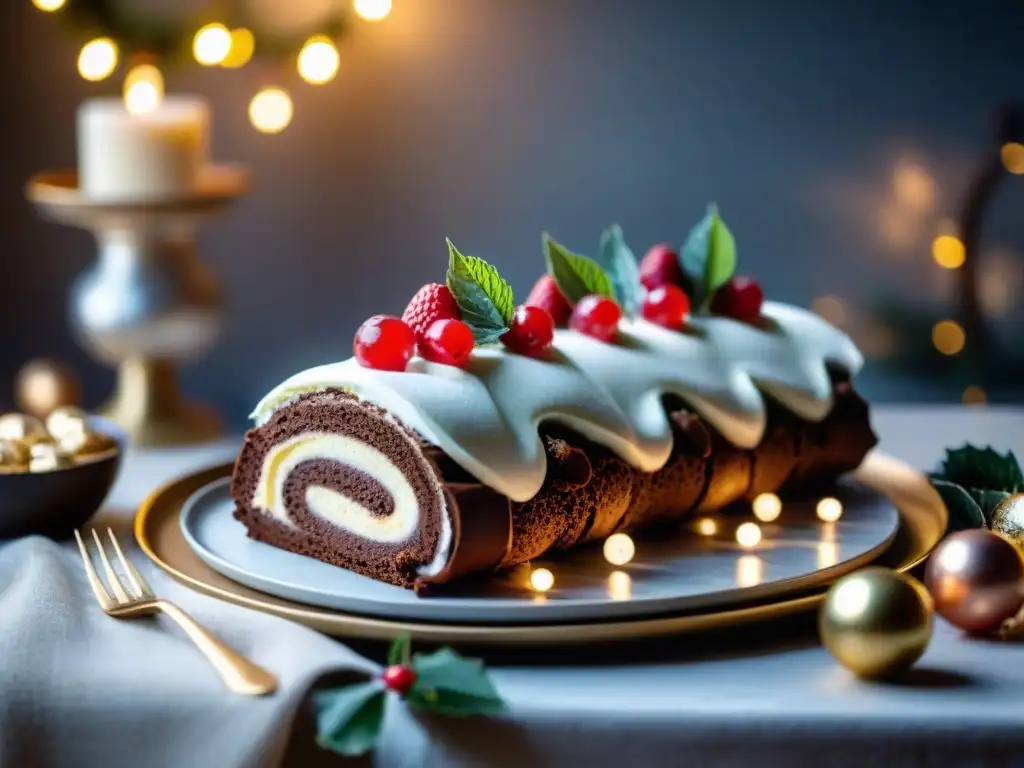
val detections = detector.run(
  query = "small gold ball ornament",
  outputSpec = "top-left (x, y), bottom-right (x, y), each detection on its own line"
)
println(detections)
top-left (990, 493), bottom-right (1024, 553)
top-left (14, 359), bottom-right (81, 420)
top-left (0, 438), bottom-right (30, 472)
top-left (819, 567), bottom-right (933, 679)
top-left (0, 413), bottom-right (49, 444)
top-left (28, 441), bottom-right (72, 473)
top-left (45, 406), bottom-right (89, 443)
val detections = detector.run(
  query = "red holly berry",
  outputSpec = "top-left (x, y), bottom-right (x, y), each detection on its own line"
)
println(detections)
top-left (639, 244), bottom-right (686, 290)
top-left (524, 275), bottom-right (572, 327)
top-left (354, 316), bottom-right (416, 372)
top-left (420, 318), bottom-right (475, 367)
top-left (501, 305), bottom-right (555, 357)
top-left (710, 276), bottom-right (764, 323)
top-left (570, 295), bottom-right (622, 342)
top-left (642, 285), bottom-right (690, 329)
top-left (401, 283), bottom-right (462, 341)
top-left (382, 665), bottom-right (417, 696)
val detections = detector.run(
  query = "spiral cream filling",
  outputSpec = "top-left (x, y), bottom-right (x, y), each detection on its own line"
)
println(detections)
top-left (252, 433), bottom-right (453, 576)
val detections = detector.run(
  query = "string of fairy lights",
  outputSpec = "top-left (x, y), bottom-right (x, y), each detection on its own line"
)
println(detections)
top-left (32, 0), bottom-right (393, 133)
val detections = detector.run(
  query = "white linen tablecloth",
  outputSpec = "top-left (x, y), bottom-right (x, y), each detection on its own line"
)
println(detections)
top-left (1, 406), bottom-right (1023, 768)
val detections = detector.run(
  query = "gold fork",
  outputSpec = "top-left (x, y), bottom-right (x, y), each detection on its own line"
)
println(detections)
top-left (75, 527), bottom-right (278, 696)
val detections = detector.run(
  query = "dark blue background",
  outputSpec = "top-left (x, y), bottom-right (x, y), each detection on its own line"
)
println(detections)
top-left (1, 0), bottom-right (1022, 429)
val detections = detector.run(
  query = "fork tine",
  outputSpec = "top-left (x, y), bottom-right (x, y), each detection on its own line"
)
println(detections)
top-left (91, 529), bottom-right (130, 604)
top-left (75, 529), bottom-right (114, 610)
top-left (107, 528), bottom-right (153, 598)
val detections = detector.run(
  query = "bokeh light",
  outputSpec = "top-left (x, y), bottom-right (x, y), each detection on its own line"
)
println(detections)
top-left (736, 555), bottom-right (762, 588)
top-left (221, 28), bottom-right (255, 68)
top-left (608, 570), bottom-right (631, 601)
top-left (752, 493), bottom-right (782, 523)
top-left (932, 320), bottom-right (966, 356)
top-left (530, 567), bottom-right (554, 593)
top-left (736, 522), bottom-right (762, 549)
top-left (811, 295), bottom-right (847, 326)
top-left (249, 87), bottom-right (293, 134)
top-left (1001, 142), bottom-right (1024, 175)
top-left (78, 38), bottom-right (118, 81)
top-left (298, 35), bottom-right (340, 85)
top-left (123, 64), bottom-right (164, 115)
top-left (962, 385), bottom-right (987, 406)
top-left (602, 533), bottom-right (635, 566)
top-left (932, 235), bottom-right (965, 270)
top-left (33, 0), bottom-right (66, 10)
top-left (193, 23), bottom-right (232, 66)
top-left (354, 0), bottom-right (392, 21)
top-left (694, 517), bottom-right (718, 537)
top-left (816, 497), bottom-right (843, 523)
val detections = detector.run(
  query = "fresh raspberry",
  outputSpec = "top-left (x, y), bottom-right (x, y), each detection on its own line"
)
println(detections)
top-left (524, 275), bottom-right (572, 327)
top-left (420, 318), bottom-right (475, 367)
top-left (639, 244), bottom-right (686, 290)
top-left (501, 305), bottom-right (555, 357)
top-left (642, 285), bottom-right (690, 330)
top-left (354, 316), bottom-right (416, 371)
top-left (570, 295), bottom-right (622, 343)
top-left (710, 276), bottom-right (764, 323)
top-left (382, 665), bottom-right (417, 696)
top-left (401, 283), bottom-right (462, 341)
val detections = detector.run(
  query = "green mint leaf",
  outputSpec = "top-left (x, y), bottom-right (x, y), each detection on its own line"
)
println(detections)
top-left (596, 224), bottom-right (643, 314)
top-left (387, 634), bottom-right (411, 667)
top-left (931, 479), bottom-right (987, 533)
top-left (446, 238), bottom-right (514, 344)
top-left (315, 680), bottom-right (387, 757)
top-left (543, 233), bottom-right (615, 305)
top-left (934, 444), bottom-right (1024, 494)
top-left (681, 204), bottom-right (737, 311)
top-left (410, 646), bottom-right (504, 715)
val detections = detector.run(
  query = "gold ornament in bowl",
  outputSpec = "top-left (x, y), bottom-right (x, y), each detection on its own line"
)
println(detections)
top-left (29, 441), bottom-right (73, 473)
top-left (819, 567), bottom-right (933, 679)
top-left (990, 493), bottom-right (1024, 553)
top-left (0, 413), bottom-right (50, 445)
top-left (0, 438), bottom-right (31, 473)
top-left (45, 405), bottom-right (89, 442)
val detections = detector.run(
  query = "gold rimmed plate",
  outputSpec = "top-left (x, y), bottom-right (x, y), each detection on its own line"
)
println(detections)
top-left (134, 452), bottom-right (945, 646)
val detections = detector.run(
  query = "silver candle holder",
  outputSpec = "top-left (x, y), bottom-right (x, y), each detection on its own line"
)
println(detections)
top-left (26, 167), bottom-right (247, 447)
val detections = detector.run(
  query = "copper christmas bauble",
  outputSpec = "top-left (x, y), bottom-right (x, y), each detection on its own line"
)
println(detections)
top-left (14, 359), bottom-right (81, 420)
top-left (924, 529), bottom-right (1024, 634)
top-left (990, 494), bottom-right (1024, 553)
top-left (819, 567), bottom-right (933, 679)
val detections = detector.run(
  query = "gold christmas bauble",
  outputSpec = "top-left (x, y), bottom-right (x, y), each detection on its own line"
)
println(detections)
top-left (819, 567), bottom-right (933, 679)
top-left (0, 438), bottom-right (30, 472)
top-left (14, 359), bottom-right (81, 420)
top-left (991, 493), bottom-right (1024, 553)
top-left (0, 413), bottom-right (49, 444)
top-left (45, 406), bottom-right (89, 443)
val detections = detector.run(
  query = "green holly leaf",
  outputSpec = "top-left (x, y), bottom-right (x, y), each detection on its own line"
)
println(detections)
top-left (595, 224), bottom-right (642, 314)
top-left (387, 634), bottom-right (411, 667)
top-left (543, 233), bottom-right (615, 305)
top-left (934, 444), bottom-right (1024, 494)
top-left (446, 239), bottom-right (515, 344)
top-left (931, 479), bottom-right (987, 533)
top-left (407, 646), bottom-right (504, 717)
top-left (969, 489), bottom-right (1011, 526)
top-left (315, 680), bottom-right (387, 757)
top-left (681, 204), bottom-right (736, 311)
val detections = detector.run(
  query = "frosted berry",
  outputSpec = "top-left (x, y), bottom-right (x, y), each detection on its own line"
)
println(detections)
top-left (524, 275), bottom-right (572, 327)
top-left (382, 665), bottom-right (417, 696)
top-left (501, 305), bottom-right (555, 357)
top-left (639, 244), bottom-right (686, 290)
top-left (642, 284), bottom-right (690, 329)
top-left (401, 283), bottom-right (462, 341)
top-left (710, 276), bottom-right (764, 323)
top-left (420, 318), bottom-right (475, 367)
top-left (354, 316), bottom-right (416, 372)
top-left (570, 295), bottom-right (622, 343)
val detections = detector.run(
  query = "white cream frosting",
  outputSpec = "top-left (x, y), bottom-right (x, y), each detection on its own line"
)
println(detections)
top-left (251, 302), bottom-right (863, 504)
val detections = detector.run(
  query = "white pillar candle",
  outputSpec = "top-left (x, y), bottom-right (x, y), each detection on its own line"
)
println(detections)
top-left (77, 97), bottom-right (210, 201)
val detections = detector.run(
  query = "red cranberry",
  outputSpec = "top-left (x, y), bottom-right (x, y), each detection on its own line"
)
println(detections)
top-left (639, 244), bottom-right (686, 290)
top-left (570, 295), bottom-right (622, 343)
top-left (382, 665), bottom-right (417, 696)
top-left (419, 318), bottom-right (475, 367)
top-left (710, 276), bottom-right (764, 323)
top-left (501, 305), bottom-right (555, 357)
top-left (354, 316), bottom-right (416, 372)
top-left (642, 285), bottom-right (690, 329)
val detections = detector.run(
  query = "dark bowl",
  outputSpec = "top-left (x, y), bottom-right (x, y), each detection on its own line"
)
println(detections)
top-left (0, 417), bottom-right (125, 540)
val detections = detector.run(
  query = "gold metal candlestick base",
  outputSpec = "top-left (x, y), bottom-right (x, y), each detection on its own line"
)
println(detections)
top-left (100, 358), bottom-right (221, 446)
top-left (27, 168), bottom-right (248, 447)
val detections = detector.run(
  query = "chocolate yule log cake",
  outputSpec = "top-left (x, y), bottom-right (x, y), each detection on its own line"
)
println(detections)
top-left (231, 208), bottom-right (877, 592)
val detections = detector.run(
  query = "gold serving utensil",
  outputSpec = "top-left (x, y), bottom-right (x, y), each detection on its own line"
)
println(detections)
top-left (75, 527), bottom-right (277, 696)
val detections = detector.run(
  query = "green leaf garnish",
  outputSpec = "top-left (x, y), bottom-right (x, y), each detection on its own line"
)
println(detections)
top-left (315, 680), bottom-right (387, 757)
top-left (387, 634), bottom-right (411, 667)
top-left (408, 646), bottom-right (505, 717)
top-left (681, 204), bottom-right (737, 311)
top-left (446, 239), bottom-right (515, 344)
top-left (934, 444), bottom-right (1024, 494)
top-left (595, 224), bottom-right (643, 314)
top-left (931, 480), bottom-right (987, 533)
top-left (543, 233), bottom-right (615, 305)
